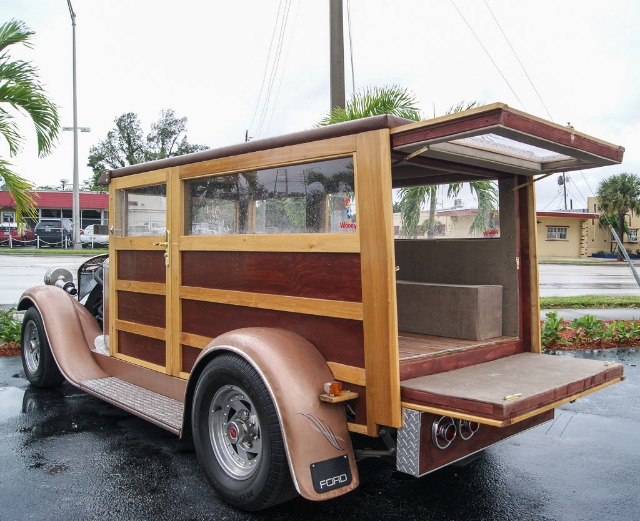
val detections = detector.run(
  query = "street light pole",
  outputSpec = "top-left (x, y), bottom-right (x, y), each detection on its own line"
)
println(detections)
top-left (67, 0), bottom-right (81, 249)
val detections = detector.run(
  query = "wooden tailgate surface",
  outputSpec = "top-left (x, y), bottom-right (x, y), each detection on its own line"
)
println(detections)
top-left (401, 353), bottom-right (624, 424)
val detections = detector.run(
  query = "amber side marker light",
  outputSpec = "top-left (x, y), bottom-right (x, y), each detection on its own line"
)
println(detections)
top-left (319, 381), bottom-right (358, 403)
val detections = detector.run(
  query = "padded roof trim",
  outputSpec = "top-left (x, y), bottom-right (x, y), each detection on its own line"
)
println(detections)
top-left (100, 114), bottom-right (411, 184)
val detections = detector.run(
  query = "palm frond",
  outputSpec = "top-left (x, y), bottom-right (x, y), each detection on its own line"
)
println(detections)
top-left (0, 20), bottom-right (34, 53)
top-left (0, 159), bottom-right (37, 223)
top-left (0, 20), bottom-right (60, 157)
top-left (468, 181), bottom-right (498, 235)
top-left (398, 186), bottom-right (431, 238)
top-left (318, 85), bottom-right (421, 126)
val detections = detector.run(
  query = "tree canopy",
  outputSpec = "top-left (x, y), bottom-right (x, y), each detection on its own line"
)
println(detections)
top-left (597, 172), bottom-right (640, 246)
top-left (0, 19), bottom-right (59, 222)
top-left (87, 109), bottom-right (208, 191)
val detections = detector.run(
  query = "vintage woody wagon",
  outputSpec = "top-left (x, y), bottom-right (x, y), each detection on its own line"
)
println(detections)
top-left (19, 104), bottom-right (625, 511)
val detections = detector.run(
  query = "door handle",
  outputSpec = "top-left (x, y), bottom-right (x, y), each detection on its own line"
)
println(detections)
top-left (153, 231), bottom-right (170, 268)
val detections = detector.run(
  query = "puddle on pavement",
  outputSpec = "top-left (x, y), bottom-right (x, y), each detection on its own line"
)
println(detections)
top-left (0, 387), bottom-right (25, 421)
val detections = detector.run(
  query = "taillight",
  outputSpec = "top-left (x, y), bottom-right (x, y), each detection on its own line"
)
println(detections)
top-left (432, 416), bottom-right (457, 449)
top-left (457, 419), bottom-right (480, 440)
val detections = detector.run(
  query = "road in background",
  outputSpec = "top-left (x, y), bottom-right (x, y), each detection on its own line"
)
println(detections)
top-left (3, 254), bottom-right (640, 306)
top-left (0, 254), bottom-right (92, 307)
top-left (539, 263), bottom-right (640, 297)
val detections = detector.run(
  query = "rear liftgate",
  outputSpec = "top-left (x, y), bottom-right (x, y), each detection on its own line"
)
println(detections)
top-left (397, 353), bottom-right (623, 476)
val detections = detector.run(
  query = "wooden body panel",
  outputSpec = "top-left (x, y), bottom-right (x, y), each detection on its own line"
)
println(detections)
top-left (182, 251), bottom-right (362, 301)
top-left (181, 300), bottom-right (365, 367)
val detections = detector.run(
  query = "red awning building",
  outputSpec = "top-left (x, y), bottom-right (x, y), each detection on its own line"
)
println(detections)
top-left (0, 190), bottom-right (109, 228)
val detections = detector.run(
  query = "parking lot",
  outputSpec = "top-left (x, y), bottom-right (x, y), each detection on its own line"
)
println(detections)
top-left (1, 349), bottom-right (638, 521)
top-left (1, 253), bottom-right (640, 519)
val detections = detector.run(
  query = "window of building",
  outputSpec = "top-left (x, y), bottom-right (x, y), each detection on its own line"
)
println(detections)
top-left (628, 229), bottom-right (638, 242)
top-left (186, 157), bottom-right (355, 235)
top-left (546, 226), bottom-right (568, 240)
top-left (2, 211), bottom-right (15, 223)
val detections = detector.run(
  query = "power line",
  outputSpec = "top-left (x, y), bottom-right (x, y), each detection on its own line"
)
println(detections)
top-left (248, 2), bottom-right (284, 137)
top-left (265, 0), bottom-right (301, 136)
top-left (483, 0), bottom-right (553, 121)
top-left (450, 0), bottom-right (528, 111)
top-left (256, 0), bottom-right (292, 138)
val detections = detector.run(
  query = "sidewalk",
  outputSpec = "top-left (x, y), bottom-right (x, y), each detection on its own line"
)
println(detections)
top-left (541, 308), bottom-right (640, 321)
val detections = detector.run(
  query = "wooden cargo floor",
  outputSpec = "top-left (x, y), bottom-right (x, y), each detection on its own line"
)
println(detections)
top-left (398, 331), bottom-right (520, 380)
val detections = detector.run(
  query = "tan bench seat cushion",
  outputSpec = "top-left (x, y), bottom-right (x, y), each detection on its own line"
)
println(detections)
top-left (396, 281), bottom-right (502, 341)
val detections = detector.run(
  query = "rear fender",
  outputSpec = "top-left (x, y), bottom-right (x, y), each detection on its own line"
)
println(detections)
top-left (18, 285), bottom-right (107, 382)
top-left (186, 327), bottom-right (359, 501)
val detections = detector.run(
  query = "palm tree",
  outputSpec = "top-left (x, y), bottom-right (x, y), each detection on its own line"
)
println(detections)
top-left (318, 85), bottom-right (422, 126)
top-left (398, 101), bottom-right (498, 238)
top-left (597, 173), bottom-right (640, 253)
top-left (0, 19), bottom-right (59, 222)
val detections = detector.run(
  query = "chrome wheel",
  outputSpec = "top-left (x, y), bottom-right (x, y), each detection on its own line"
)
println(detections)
top-left (23, 320), bottom-right (41, 375)
top-left (209, 384), bottom-right (263, 480)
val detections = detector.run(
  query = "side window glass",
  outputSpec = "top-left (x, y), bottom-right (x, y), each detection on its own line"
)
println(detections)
top-left (393, 181), bottom-right (500, 239)
top-left (115, 184), bottom-right (167, 237)
top-left (186, 158), bottom-right (356, 235)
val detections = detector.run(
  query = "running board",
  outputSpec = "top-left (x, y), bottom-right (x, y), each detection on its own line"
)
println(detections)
top-left (81, 377), bottom-right (184, 435)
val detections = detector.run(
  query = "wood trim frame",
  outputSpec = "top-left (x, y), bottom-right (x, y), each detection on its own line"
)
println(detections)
top-left (178, 233), bottom-right (359, 253)
top-left (355, 130), bottom-right (401, 434)
top-left (168, 167), bottom-right (182, 376)
top-left (109, 169), bottom-right (169, 368)
top-left (114, 280), bottom-right (166, 295)
top-left (115, 319), bottom-right (165, 340)
top-left (518, 177), bottom-right (541, 352)
top-left (179, 286), bottom-right (363, 320)
top-left (177, 135), bottom-right (357, 181)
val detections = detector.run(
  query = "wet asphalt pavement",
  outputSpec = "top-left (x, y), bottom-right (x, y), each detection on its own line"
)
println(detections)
top-left (1, 350), bottom-right (639, 521)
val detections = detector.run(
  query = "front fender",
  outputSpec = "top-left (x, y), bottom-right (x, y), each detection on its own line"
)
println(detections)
top-left (186, 327), bottom-right (359, 501)
top-left (18, 285), bottom-right (107, 383)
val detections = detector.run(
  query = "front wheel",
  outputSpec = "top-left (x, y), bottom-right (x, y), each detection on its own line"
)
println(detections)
top-left (21, 307), bottom-right (64, 387)
top-left (192, 354), bottom-right (296, 511)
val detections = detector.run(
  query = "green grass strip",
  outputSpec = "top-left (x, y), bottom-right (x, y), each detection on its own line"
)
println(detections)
top-left (540, 295), bottom-right (640, 309)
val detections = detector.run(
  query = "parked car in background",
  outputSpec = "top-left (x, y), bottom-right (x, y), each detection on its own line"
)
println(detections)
top-left (81, 224), bottom-right (109, 247)
top-left (34, 218), bottom-right (73, 247)
top-left (127, 221), bottom-right (166, 236)
top-left (0, 222), bottom-right (35, 244)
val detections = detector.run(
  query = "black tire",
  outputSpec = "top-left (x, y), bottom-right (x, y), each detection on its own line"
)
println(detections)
top-left (21, 307), bottom-right (64, 387)
top-left (191, 354), bottom-right (296, 511)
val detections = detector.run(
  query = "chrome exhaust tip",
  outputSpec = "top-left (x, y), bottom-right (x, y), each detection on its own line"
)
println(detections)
top-left (432, 416), bottom-right (457, 449)
top-left (457, 419), bottom-right (480, 441)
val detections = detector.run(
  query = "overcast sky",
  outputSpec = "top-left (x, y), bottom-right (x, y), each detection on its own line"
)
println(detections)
top-left (3, 0), bottom-right (639, 210)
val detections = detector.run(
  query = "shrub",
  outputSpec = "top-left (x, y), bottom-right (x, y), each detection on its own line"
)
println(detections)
top-left (542, 311), bottom-right (566, 347)
top-left (0, 308), bottom-right (21, 344)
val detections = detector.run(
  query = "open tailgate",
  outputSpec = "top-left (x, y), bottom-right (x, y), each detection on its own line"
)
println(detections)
top-left (401, 353), bottom-right (624, 427)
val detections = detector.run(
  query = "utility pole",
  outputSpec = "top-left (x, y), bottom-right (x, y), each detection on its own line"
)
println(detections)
top-left (562, 172), bottom-right (567, 210)
top-left (67, 0), bottom-right (81, 249)
top-left (330, 0), bottom-right (345, 110)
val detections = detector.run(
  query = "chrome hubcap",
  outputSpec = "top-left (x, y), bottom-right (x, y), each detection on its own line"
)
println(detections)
top-left (209, 384), bottom-right (262, 479)
top-left (23, 321), bottom-right (40, 375)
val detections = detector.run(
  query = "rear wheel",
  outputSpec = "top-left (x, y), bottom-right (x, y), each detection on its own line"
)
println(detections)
top-left (192, 354), bottom-right (296, 511)
top-left (21, 307), bottom-right (64, 387)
